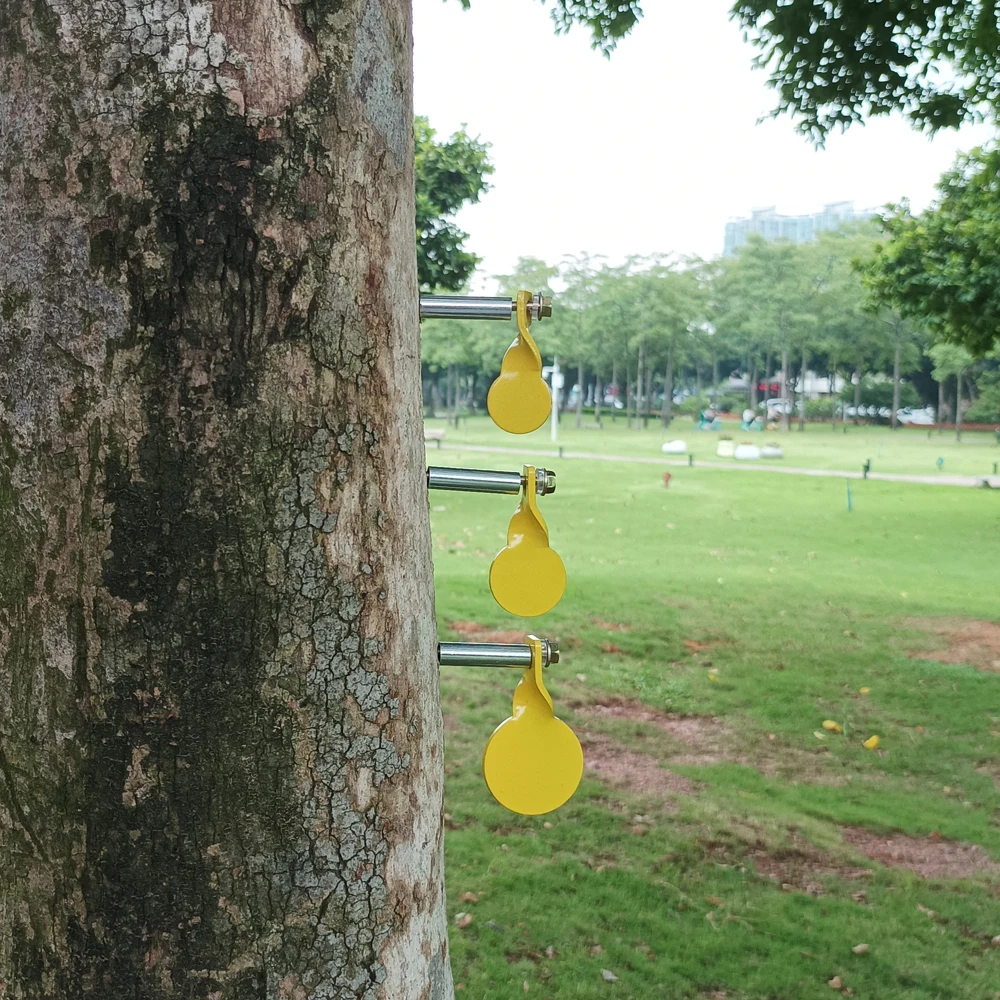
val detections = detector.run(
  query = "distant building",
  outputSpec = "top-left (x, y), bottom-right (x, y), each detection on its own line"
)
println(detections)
top-left (723, 201), bottom-right (874, 257)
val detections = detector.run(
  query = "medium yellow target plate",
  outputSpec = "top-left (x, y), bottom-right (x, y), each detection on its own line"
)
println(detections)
top-left (482, 636), bottom-right (583, 815)
top-left (487, 290), bottom-right (551, 435)
top-left (489, 467), bottom-right (566, 617)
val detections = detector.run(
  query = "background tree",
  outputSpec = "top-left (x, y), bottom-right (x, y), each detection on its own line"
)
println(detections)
top-left (415, 115), bottom-right (493, 290)
top-left (860, 147), bottom-right (1000, 358)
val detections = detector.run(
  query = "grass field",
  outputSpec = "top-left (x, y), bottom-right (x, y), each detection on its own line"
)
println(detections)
top-left (424, 414), bottom-right (1000, 478)
top-left (430, 423), bottom-right (1000, 999)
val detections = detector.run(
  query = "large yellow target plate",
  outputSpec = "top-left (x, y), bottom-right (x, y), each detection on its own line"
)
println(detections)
top-left (482, 636), bottom-right (583, 815)
top-left (489, 467), bottom-right (566, 618)
top-left (487, 291), bottom-right (551, 435)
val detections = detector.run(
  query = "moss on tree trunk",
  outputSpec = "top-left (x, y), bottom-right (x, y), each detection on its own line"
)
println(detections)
top-left (0, 2), bottom-right (451, 997)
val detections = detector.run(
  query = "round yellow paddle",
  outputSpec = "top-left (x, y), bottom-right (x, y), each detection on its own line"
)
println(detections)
top-left (482, 635), bottom-right (584, 815)
top-left (489, 466), bottom-right (566, 617)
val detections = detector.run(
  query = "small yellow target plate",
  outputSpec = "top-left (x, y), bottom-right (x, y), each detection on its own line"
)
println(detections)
top-left (489, 467), bottom-right (566, 618)
top-left (487, 290), bottom-right (551, 435)
top-left (482, 635), bottom-right (583, 815)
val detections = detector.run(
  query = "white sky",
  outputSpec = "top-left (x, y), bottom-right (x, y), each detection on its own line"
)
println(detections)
top-left (412, 0), bottom-right (995, 285)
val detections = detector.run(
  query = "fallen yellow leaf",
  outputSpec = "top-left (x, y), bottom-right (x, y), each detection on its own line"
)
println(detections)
top-left (863, 735), bottom-right (880, 750)
top-left (822, 720), bottom-right (843, 734)
top-left (859, 687), bottom-right (871, 695)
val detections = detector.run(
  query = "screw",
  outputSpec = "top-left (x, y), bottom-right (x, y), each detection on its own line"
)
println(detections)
top-left (543, 638), bottom-right (560, 665)
top-left (532, 293), bottom-right (553, 320)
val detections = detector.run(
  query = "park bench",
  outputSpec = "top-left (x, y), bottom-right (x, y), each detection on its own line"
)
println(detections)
top-left (424, 428), bottom-right (446, 449)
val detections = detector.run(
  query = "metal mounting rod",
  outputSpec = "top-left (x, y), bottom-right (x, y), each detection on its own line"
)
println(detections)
top-left (419, 293), bottom-right (552, 322)
top-left (438, 639), bottom-right (560, 668)
top-left (427, 466), bottom-right (556, 496)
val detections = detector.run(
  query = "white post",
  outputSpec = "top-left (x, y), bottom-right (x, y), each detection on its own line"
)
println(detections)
top-left (550, 356), bottom-right (561, 444)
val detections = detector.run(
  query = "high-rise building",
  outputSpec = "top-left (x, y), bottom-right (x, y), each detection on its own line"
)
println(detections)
top-left (723, 201), bottom-right (874, 257)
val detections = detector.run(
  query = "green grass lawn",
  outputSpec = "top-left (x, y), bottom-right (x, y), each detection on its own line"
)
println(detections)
top-left (425, 413), bottom-right (1000, 478)
top-left (431, 434), bottom-right (1000, 999)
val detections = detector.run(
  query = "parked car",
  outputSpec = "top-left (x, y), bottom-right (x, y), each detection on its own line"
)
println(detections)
top-left (897, 406), bottom-right (936, 425)
top-left (758, 397), bottom-right (801, 416)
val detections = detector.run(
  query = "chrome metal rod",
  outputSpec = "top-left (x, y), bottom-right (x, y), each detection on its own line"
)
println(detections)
top-left (420, 295), bottom-right (514, 321)
top-left (438, 639), bottom-right (559, 668)
top-left (419, 293), bottom-right (552, 322)
top-left (426, 466), bottom-right (556, 496)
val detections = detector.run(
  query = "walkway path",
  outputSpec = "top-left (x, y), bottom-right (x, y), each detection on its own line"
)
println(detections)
top-left (428, 441), bottom-right (1000, 489)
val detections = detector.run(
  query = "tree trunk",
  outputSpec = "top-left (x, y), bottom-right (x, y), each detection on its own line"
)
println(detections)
top-left (0, 4), bottom-right (450, 999)
top-left (635, 339), bottom-right (644, 433)
top-left (711, 348), bottom-right (719, 408)
top-left (661, 341), bottom-right (676, 427)
top-left (937, 378), bottom-right (946, 432)
top-left (749, 356), bottom-right (758, 409)
top-left (610, 361), bottom-right (618, 423)
top-left (780, 347), bottom-right (790, 432)
top-left (644, 367), bottom-right (654, 430)
top-left (576, 363), bottom-right (584, 428)
top-left (798, 346), bottom-right (808, 432)
top-left (891, 332), bottom-right (902, 430)
top-left (853, 351), bottom-right (863, 426)
top-left (594, 372), bottom-right (603, 426)
top-left (956, 370), bottom-right (964, 441)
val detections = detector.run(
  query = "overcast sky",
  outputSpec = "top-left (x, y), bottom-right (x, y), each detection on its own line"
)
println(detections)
top-left (413, 0), bottom-right (994, 286)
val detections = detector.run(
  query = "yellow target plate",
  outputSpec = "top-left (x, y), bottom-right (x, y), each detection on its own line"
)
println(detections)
top-left (487, 290), bottom-right (551, 435)
top-left (489, 467), bottom-right (566, 618)
top-left (482, 636), bottom-right (583, 815)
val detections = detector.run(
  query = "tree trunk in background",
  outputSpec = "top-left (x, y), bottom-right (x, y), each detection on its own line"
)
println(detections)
top-left (780, 347), bottom-right (790, 432)
top-left (956, 370), bottom-right (964, 441)
top-left (798, 347), bottom-right (808, 432)
top-left (711, 348), bottom-right (719, 408)
top-left (576, 363), bottom-right (584, 428)
top-left (635, 339), bottom-right (644, 432)
top-left (853, 351), bottom-right (863, 426)
top-left (644, 368), bottom-right (653, 430)
top-left (891, 332), bottom-right (902, 430)
top-left (749, 357), bottom-right (758, 409)
top-left (0, 4), bottom-right (451, 999)
top-left (661, 341), bottom-right (676, 427)
top-left (594, 373), bottom-right (603, 425)
top-left (937, 378), bottom-right (946, 432)
top-left (610, 361), bottom-right (618, 423)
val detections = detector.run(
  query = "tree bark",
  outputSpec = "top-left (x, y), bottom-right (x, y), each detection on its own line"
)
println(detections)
top-left (576, 362), bottom-right (583, 429)
top-left (594, 373), bottom-right (602, 426)
top-left (891, 331), bottom-right (902, 430)
top-left (711, 348), bottom-right (719, 408)
top-left (749, 356), bottom-right (757, 409)
top-left (643, 367), bottom-right (653, 430)
top-left (0, 3), bottom-right (450, 999)
top-left (937, 377), bottom-right (946, 432)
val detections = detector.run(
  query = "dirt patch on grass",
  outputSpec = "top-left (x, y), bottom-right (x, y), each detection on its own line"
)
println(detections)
top-left (574, 698), bottom-right (729, 766)
top-left (906, 616), bottom-right (1000, 672)
top-left (842, 827), bottom-right (1000, 879)
top-left (591, 617), bottom-right (631, 632)
top-left (751, 845), bottom-right (873, 896)
top-left (446, 620), bottom-right (527, 644)
top-left (580, 730), bottom-right (695, 796)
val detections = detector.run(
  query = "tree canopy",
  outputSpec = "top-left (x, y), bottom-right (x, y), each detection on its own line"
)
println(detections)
top-left (415, 116), bottom-right (493, 290)
top-left (859, 147), bottom-right (1000, 357)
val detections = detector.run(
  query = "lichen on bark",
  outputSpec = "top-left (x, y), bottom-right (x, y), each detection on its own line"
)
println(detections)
top-left (0, 2), bottom-right (451, 997)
